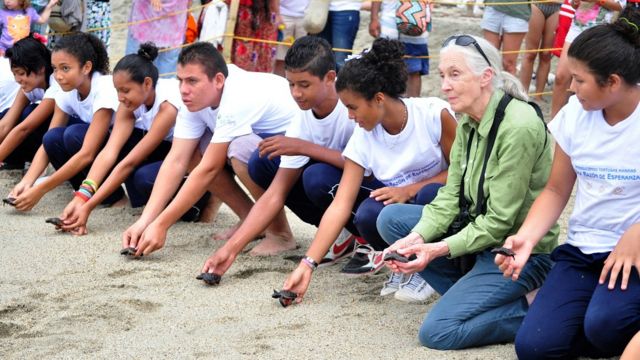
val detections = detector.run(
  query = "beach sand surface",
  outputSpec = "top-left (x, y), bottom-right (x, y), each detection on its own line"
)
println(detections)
top-left (0, 3), bottom-right (582, 359)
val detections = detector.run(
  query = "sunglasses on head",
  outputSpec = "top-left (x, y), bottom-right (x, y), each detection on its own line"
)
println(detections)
top-left (442, 35), bottom-right (492, 68)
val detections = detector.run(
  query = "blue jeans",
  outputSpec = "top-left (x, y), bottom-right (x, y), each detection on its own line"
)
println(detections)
top-left (125, 32), bottom-right (180, 78)
top-left (377, 203), bottom-right (553, 350)
top-left (317, 10), bottom-right (360, 71)
top-left (516, 244), bottom-right (640, 359)
top-left (248, 152), bottom-right (325, 227)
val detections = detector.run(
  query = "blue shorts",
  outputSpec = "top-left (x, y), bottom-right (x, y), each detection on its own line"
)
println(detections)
top-left (403, 42), bottom-right (429, 75)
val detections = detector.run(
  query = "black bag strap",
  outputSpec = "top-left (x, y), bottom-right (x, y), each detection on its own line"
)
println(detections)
top-left (458, 93), bottom-right (547, 217)
top-left (527, 100), bottom-right (549, 149)
top-left (475, 94), bottom-right (512, 215)
top-left (456, 94), bottom-right (512, 218)
top-left (458, 130), bottom-right (475, 210)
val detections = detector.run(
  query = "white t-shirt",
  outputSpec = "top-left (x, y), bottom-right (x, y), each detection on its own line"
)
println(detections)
top-left (211, 64), bottom-right (296, 143)
top-left (280, 100), bottom-right (354, 169)
top-left (280, 0), bottom-right (309, 17)
top-left (0, 57), bottom-right (20, 113)
top-left (131, 78), bottom-right (181, 141)
top-left (342, 97), bottom-right (452, 186)
top-left (330, 0), bottom-right (361, 12)
top-left (173, 106), bottom-right (218, 140)
top-left (549, 96), bottom-right (640, 254)
top-left (379, 0), bottom-right (428, 44)
top-left (24, 75), bottom-right (62, 104)
top-left (54, 72), bottom-right (119, 124)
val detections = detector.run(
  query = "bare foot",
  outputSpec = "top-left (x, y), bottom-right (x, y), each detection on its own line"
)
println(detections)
top-left (198, 196), bottom-right (223, 223)
top-left (212, 222), bottom-right (241, 241)
top-left (249, 232), bottom-right (296, 256)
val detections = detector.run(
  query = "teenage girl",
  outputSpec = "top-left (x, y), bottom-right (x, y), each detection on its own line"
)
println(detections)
top-left (1, 35), bottom-right (59, 170)
top-left (282, 38), bottom-right (457, 300)
top-left (497, 8), bottom-right (640, 359)
top-left (59, 43), bottom-right (181, 235)
top-left (9, 32), bottom-right (119, 211)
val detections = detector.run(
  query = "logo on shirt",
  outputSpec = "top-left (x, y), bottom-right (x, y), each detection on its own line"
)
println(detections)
top-left (7, 15), bottom-right (30, 44)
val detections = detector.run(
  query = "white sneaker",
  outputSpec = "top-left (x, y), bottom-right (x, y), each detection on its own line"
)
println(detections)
top-left (380, 272), bottom-right (405, 296)
top-left (394, 273), bottom-right (436, 303)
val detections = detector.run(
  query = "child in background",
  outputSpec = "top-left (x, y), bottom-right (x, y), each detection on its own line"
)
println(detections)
top-left (369, 0), bottom-right (430, 97)
top-left (0, 0), bottom-right (57, 55)
top-left (29, 0), bottom-right (48, 35)
top-left (273, 0), bottom-right (309, 77)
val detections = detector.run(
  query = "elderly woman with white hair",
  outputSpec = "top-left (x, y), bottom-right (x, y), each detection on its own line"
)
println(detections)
top-left (375, 34), bottom-right (559, 350)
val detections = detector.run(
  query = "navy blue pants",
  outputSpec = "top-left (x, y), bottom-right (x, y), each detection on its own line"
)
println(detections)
top-left (248, 151), bottom-right (325, 227)
top-left (249, 156), bottom-right (442, 251)
top-left (42, 121), bottom-right (171, 207)
top-left (0, 103), bottom-right (50, 166)
top-left (516, 243), bottom-right (640, 359)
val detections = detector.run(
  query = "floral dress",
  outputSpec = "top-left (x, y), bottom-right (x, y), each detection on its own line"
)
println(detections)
top-left (228, 0), bottom-right (277, 72)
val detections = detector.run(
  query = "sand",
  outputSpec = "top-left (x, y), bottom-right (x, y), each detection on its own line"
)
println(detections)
top-left (0, 3), bottom-right (579, 359)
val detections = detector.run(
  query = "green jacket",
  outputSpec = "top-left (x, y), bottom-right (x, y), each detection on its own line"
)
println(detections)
top-left (412, 90), bottom-right (559, 257)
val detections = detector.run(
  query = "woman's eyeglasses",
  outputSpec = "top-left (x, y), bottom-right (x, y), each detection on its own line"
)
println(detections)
top-left (442, 35), bottom-right (492, 68)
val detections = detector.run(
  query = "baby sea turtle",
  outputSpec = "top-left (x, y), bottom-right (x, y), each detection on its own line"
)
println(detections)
top-left (45, 217), bottom-right (64, 226)
top-left (383, 251), bottom-right (417, 263)
top-left (491, 247), bottom-right (516, 259)
top-left (272, 289), bottom-right (297, 307)
top-left (196, 272), bottom-right (221, 286)
top-left (119, 247), bottom-right (142, 257)
top-left (2, 197), bottom-right (16, 206)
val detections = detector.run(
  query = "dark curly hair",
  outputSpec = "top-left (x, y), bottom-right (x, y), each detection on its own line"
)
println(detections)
top-left (53, 32), bottom-right (110, 75)
top-left (335, 38), bottom-right (407, 100)
top-left (569, 5), bottom-right (640, 86)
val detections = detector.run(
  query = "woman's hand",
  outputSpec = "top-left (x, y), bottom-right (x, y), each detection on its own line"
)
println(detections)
top-left (201, 245), bottom-right (238, 278)
top-left (385, 239), bottom-right (449, 274)
top-left (61, 202), bottom-right (91, 235)
top-left (134, 221), bottom-right (168, 256)
top-left (60, 197), bottom-right (84, 224)
top-left (495, 234), bottom-right (535, 281)
top-left (282, 263), bottom-right (313, 304)
top-left (13, 186), bottom-right (44, 211)
top-left (9, 180), bottom-right (31, 198)
top-left (385, 232), bottom-right (425, 254)
top-left (370, 186), bottom-right (413, 205)
top-left (599, 224), bottom-right (640, 290)
top-left (122, 218), bottom-right (149, 250)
